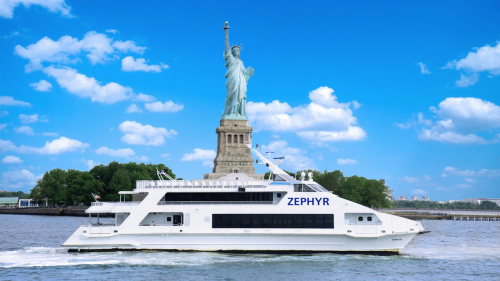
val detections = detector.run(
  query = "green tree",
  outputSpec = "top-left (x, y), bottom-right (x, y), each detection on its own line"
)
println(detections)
top-left (37, 169), bottom-right (68, 206)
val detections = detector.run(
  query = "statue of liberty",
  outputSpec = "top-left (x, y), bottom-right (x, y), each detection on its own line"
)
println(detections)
top-left (222, 22), bottom-right (254, 119)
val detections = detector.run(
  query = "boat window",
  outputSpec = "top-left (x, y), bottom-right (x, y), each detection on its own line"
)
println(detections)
top-left (277, 193), bottom-right (281, 198)
top-left (160, 192), bottom-right (274, 203)
top-left (306, 184), bottom-right (329, 192)
top-left (367, 216), bottom-right (372, 222)
top-left (358, 216), bottom-right (363, 221)
top-left (212, 214), bottom-right (334, 229)
top-left (167, 217), bottom-right (172, 221)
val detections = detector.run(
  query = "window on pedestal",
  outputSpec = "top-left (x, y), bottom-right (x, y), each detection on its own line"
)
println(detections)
top-left (233, 134), bottom-right (237, 144)
top-left (228, 134), bottom-right (232, 145)
top-left (240, 135), bottom-right (243, 144)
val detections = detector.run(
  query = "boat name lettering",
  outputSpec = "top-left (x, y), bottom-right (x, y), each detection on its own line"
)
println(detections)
top-left (287, 198), bottom-right (329, 206)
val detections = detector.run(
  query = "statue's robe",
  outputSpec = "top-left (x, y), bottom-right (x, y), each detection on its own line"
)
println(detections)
top-left (223, 50), bottom-right (249, 117)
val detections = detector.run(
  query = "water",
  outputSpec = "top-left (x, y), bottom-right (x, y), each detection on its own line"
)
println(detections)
top-left (1, 214), bottom-right (499, 280)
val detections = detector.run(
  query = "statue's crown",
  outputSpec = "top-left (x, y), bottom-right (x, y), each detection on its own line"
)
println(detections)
top-left (231, 43), bottom-right (243, 50)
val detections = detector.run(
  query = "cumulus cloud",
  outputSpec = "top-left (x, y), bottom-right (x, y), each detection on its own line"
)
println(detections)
top-left (261, 141), bottom-right (316, 171)
top-left (418, 62), bottom-right (431, 74)
top-left (121, 56), bottom-right (168, 73)
top-left (132, 93), bottom-right (156, 102)
top-left (119, 121), bottom-right (177, 146)
top-left (411, 189), bottom-right (428, 195)
top-left (44, 66), bottom-right (133, 104)
top-left (42, 132), bottom-right (59, 137)
top-left (86, 159), bottom-right (99, 170)
top-left (181, 148), bottom-right (216, 161)
top-left (441, 166), bottom-right (500, 178)
top-left (0, 0), bottom-right (72, 19)
top-left (29, 80), bottom-right (52, 92)
top-left (399, 175), bottom-right (432, 183)
top-left (19, 114), bottom-right (46, 123)
top-left (126, 104), bottom-right (142, 113)
top-left (444, 41), bottom-right (500, 87)
top-left (96, 146), bottom-right (135, 157)
top-left (0, 137), bottom-right (88, 154)
top-left (337, 158), bottom-right (358, 165)
top-left (0, 124), bottom-right (6, 130)
top-left (105, 29), bottom-right (119, 34)
top-left (247, 87), bottom-right (366, 143)
top-left (145, 101), bottom-right (184, 113)
top-left (395, 123), bottom-right (412, 129)
top-left (0, 96), bottom-right (31, 107)
top-left (2, 156), bottom-right (23, 164)
top-left (14, 126), bottom-right (34, 135)
top-left (0, 169), bottom-right (43, 189)
top-left (417, 97), bottom-right (500, 144)
top-left (15, 31), bottom-right (145, 71)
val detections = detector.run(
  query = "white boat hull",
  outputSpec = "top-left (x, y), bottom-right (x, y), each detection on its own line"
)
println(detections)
top-left (63, 227), bottom-right (416, 254)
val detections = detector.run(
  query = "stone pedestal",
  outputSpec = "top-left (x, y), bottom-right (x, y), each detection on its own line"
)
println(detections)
top-left (204, 119), bottom-right (263, 180)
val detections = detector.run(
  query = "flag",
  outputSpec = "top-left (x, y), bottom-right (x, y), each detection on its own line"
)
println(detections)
top-left (92, 193), bottom-right (101, 200)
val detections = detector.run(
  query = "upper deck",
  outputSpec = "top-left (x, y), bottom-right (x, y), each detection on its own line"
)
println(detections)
top-left (136, 179), bottom-right (271, 189)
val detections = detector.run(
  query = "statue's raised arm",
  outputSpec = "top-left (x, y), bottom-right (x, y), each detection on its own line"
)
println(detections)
top-left (221, 22), bottom-right (253, 120)
top-left (223, 22), bottom-right (230, 54)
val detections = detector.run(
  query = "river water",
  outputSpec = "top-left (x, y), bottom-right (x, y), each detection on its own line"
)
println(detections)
top-left (0, 214), bottom-right (499, 280)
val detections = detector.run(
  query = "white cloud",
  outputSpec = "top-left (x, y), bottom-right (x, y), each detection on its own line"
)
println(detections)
top-left (0, 0), bottom-right (72, 19)
top-left (121, 56), bottom-right (168, 73)
top-left (160, 153), bottom-right (170, 158)
top-left (96, 146), bottom-right (135, 157)
top-left (337, 158), bottom-right (358, 165)
top-left (86, 159), bottom-right (99, 170)
top-left (0, 124), bottom-right (6, 130)
top-left (181, 148), bottom-right (216, 161)
top-left (411, 189), bottom-right (428, 195)
top-left (261, 141), bottom-right (316, 171)
top-left (133, 93), bottom-right (156, 102)
top-left (42, 132), bottom-right (59, 137)
top-left (145, 101), bottom-right (184, 113)
top-left (0, 169), bottom-right (42, 190)
top-left (0, 137), bottom-right (88, 154)
top-left (2, 156), bottom-right (22, 164)
top-left (29, 80), bottom-right (52, 92)
top-left (0, 111), bottom-right (8, 117)
top-left (442, 167), bottom-right (500, 178)
top-left (19, 114), bottom-right (43, 123)
top-left (465, 178), bottom-right (477, 183)
top-left (455, 73), bottom-right (479, 87)
top-left (119, 121), bottom-right (177, 146)
top-left (417, 97), bottom-right (500, 144)
top-left (44, 66), bottom-right (133, 104)
top-left (15, 31), bottom-right (145, 71)
top-left (14, 126), bottom-right (34, 135)
top-left (418, 62), bottom-right (431, 74)
top-left (444, 41), bottom-right (500, 86)
top-left (105, 29), bottom-right (119, 34)
top-left (396, 123), bottom-right (412, 129)
top-left (399, 176), bottom-right (420, 183)
top-left (126, 104), bottom-right (142, 113)
top-left (136, 156), bottom-right (149, 162)
top-left (351, 100), bottom-right (362, 109)
top-left (247, 87), bottom-right (366, 143)
top-left (0, 96), bottom-right (31, 107)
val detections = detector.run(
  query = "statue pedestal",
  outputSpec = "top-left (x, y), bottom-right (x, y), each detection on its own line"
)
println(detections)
top-left (204, 119), bottom-right (263, 180)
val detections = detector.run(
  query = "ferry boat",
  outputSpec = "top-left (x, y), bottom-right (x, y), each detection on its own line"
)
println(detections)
top-left (63, 143), bottom-right (425, 254)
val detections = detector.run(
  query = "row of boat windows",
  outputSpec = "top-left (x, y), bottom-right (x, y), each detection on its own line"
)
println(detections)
top-left (161, 192), bottom-right (274, 202)
top-left (212, 214), bottom-right (334, 229)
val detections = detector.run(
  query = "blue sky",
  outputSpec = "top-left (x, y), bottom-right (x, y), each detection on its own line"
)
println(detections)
top-left (0, 0), bottom-right (499, 201)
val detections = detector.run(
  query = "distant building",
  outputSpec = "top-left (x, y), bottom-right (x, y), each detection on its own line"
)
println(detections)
top-left (0, 197), bottom-right (19, 207)
top-left (386, 190), bottom-right (394, 202)
top-left (18, 199), bottom-right (38, 208)
top-left (421, 196), bottom-right (429, 201)
top-left (398, 196), bottom-right (408, 201)
top-left (462, 198), bottom-right (500, 206)
top-left (447, 200), bottom-right (457, 203)
top-left (438, 201), bottom-right (445, 204)
top-left (0, 190), bottom-right (6, 193)
top-left (410, 196), bottom-right (419, 201)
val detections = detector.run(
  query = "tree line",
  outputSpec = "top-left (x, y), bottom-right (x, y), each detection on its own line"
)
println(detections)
top-left (265, 169), bottom-right (392, 208)
top-left (392, 199), bottom-right (500, 210)
top-left (29, 162), bottom-right (175, 206)
top-left (0, 191), bottom-right (30, 199)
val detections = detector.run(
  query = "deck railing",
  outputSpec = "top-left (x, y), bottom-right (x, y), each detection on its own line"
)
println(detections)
top-left (136, 179), bottom-right (272, 189)
top-left (90, 202), bottom-right (141, 207)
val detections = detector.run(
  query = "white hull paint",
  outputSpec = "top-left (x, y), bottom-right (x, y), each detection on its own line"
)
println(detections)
top-left (64, 230), bottom-right (416, 253)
